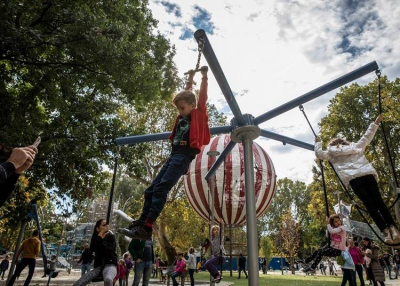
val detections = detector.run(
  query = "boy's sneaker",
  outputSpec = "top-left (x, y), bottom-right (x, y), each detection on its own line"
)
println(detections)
top-left (128, 220), bottom-right (144, 230)
top-left (302, 265), bottom-right (315, 274)
top-left (212, 274), bottom-right (222, 283)
top-left (118, 225), bottom-right (152, 239)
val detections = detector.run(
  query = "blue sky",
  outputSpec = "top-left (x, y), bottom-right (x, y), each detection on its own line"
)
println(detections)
top-left (149, 0), bottom-right (400, 183)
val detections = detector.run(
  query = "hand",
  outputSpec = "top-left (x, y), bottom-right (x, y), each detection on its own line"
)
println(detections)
top-left (326, 216), bottom-right (329, 223)
top-left (15, 147), bottom-right (38, 174)
top-left (186, 69), bottom-right (195, 83)
top-left (200, 66), bottom-right (208, 77)
top-left (8, 146), bottom-right (37, 171)
top-left (375, 114), bottom-right (383, 125)
top-left (136, 258), bottom-right (142, 263)
top-left (315, 137), bottom-right (321, 143)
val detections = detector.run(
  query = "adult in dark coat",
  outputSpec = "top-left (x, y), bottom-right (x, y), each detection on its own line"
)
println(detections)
top-left (238, 253), bottom-right (248, 279)
top-left (362, 237), bottom-right (385, 286)
top-left (73, 219), bottom-right (118, 286)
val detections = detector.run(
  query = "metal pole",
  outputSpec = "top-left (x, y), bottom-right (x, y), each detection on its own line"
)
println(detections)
top-left (242, 135), bottom-right (259, 285)
top-left (107, 146), bottom-right (120, 224)
top-left (260, 129), bottom-right (314, 151)
top-left (7, 221), bottom-right (26, 284)
top-left (205, 141), bottom-right (236, 181)
top-left (209, 176), bottom-right (216, 286)
top-left (116, 124), bottom-right (232, 146)
top-left (254, 61), bottom-right (379, 125)
top-left (207, 150), bottom-right (219, 286)
top-left (194, 29), bottom-right (246, 126)
top-left (230, 227), bottom-right (233, 277)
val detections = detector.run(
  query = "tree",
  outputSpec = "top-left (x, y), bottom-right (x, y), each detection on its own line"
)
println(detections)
top-left (0, 0), bottom-right (180, 235)
top-left (261, 178), bottom-right (310, 234)
top-left (259, 235), bottom-right (273, 273)
top-left (274, 208), bottom-right (301, 274)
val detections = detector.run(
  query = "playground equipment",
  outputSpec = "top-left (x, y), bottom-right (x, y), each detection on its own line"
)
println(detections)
top-left (114, 29), bottom-right (380, 285)
top-left (184, 134), bottom-right (276, 226)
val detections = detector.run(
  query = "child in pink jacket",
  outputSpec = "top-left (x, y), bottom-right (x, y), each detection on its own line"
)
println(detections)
top-left (302, 214), bottom-right (346, 273)
top-left (170, 253), bottom-right (186, 286)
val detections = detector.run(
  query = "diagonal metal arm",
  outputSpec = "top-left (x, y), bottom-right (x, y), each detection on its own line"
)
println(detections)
top-left (254, 61), bottom-right (379, 125)
top-left (205, 140), bottom-right (237, 181)
top-left (260, 129), bottom-right (314, 151)
top-left (194, 29), bottom-right (246, 126)
top-left (116, 125), bottom-right (233, 146)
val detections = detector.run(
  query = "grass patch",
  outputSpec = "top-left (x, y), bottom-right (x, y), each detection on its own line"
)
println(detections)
top-left (195, 271), bottom-right (342, 285)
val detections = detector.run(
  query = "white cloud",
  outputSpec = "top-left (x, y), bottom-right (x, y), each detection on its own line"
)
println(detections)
top-left (149, 0), bottom-right (400, 183)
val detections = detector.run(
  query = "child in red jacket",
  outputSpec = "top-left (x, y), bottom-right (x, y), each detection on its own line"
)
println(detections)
top-left (171, 253), bottom-right (186, 286)
top-left (119, 67), bottom-right (210, 240)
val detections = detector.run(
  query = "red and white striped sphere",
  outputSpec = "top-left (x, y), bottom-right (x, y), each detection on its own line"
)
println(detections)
top-left (183, 134), bottom-right (277, 227)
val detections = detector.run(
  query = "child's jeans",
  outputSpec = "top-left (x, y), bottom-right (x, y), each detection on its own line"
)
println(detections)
top-left (139, 153), bottom-right (192, 222)
top-left (205, 256), bottom-right (225, 278)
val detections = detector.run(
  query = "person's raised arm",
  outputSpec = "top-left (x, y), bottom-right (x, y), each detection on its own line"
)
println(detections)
top-left (197, 66), bottom-right (208, 112)
top-left (354, 114), bottom-right (382, 149)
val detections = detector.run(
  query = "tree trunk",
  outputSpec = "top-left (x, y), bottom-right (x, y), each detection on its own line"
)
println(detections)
top-left (156, 215), bottom-right (177, 265)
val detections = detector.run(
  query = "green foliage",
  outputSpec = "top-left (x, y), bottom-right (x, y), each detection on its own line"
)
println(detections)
top-left (274, 208), bottom-right (300, 259)
top-left (261, 178), bottom-right (310, 234)
top-left (259, 235), bottom-right (273, 262)
top-left (0, 0), bottom-right (180, 232)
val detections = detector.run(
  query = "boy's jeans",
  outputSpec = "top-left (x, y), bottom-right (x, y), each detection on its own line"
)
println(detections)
top-left (140, 153), bottom-right (192, 222)
top-left (132, 260), bottom-right (153, 286)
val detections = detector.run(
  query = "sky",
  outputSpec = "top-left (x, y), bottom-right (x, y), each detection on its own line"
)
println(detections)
top-left (148, 0), bottom-right (400, 184)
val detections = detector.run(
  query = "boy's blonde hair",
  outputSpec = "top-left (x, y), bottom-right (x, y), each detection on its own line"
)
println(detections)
top-left (211, 225), bottom-right (220, 232)
top-left (173, 90), bottom-right (197, 106)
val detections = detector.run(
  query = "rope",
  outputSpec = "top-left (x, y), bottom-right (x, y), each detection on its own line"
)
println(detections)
top-left (299, 105), bottom-right (330, 218)
top-left (376, 70), bottom-right (400, 210)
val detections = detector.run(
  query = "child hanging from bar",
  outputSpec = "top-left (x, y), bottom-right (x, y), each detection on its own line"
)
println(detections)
top-left (118, 66), bottom-right (210, 239)
top-left (302, 214), bottom-right (346, 273)
top-left (315, 114), bottom-right (400, 245)
top-left (203, 220), bottom-right (226, 283)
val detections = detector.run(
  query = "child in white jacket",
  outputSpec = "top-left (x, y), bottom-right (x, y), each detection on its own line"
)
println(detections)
top-left (315, 114), bottom-right (400, 245)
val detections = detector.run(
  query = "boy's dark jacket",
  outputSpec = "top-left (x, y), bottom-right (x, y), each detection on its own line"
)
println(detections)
top-left (169, 76), bottom-right (210, 153)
